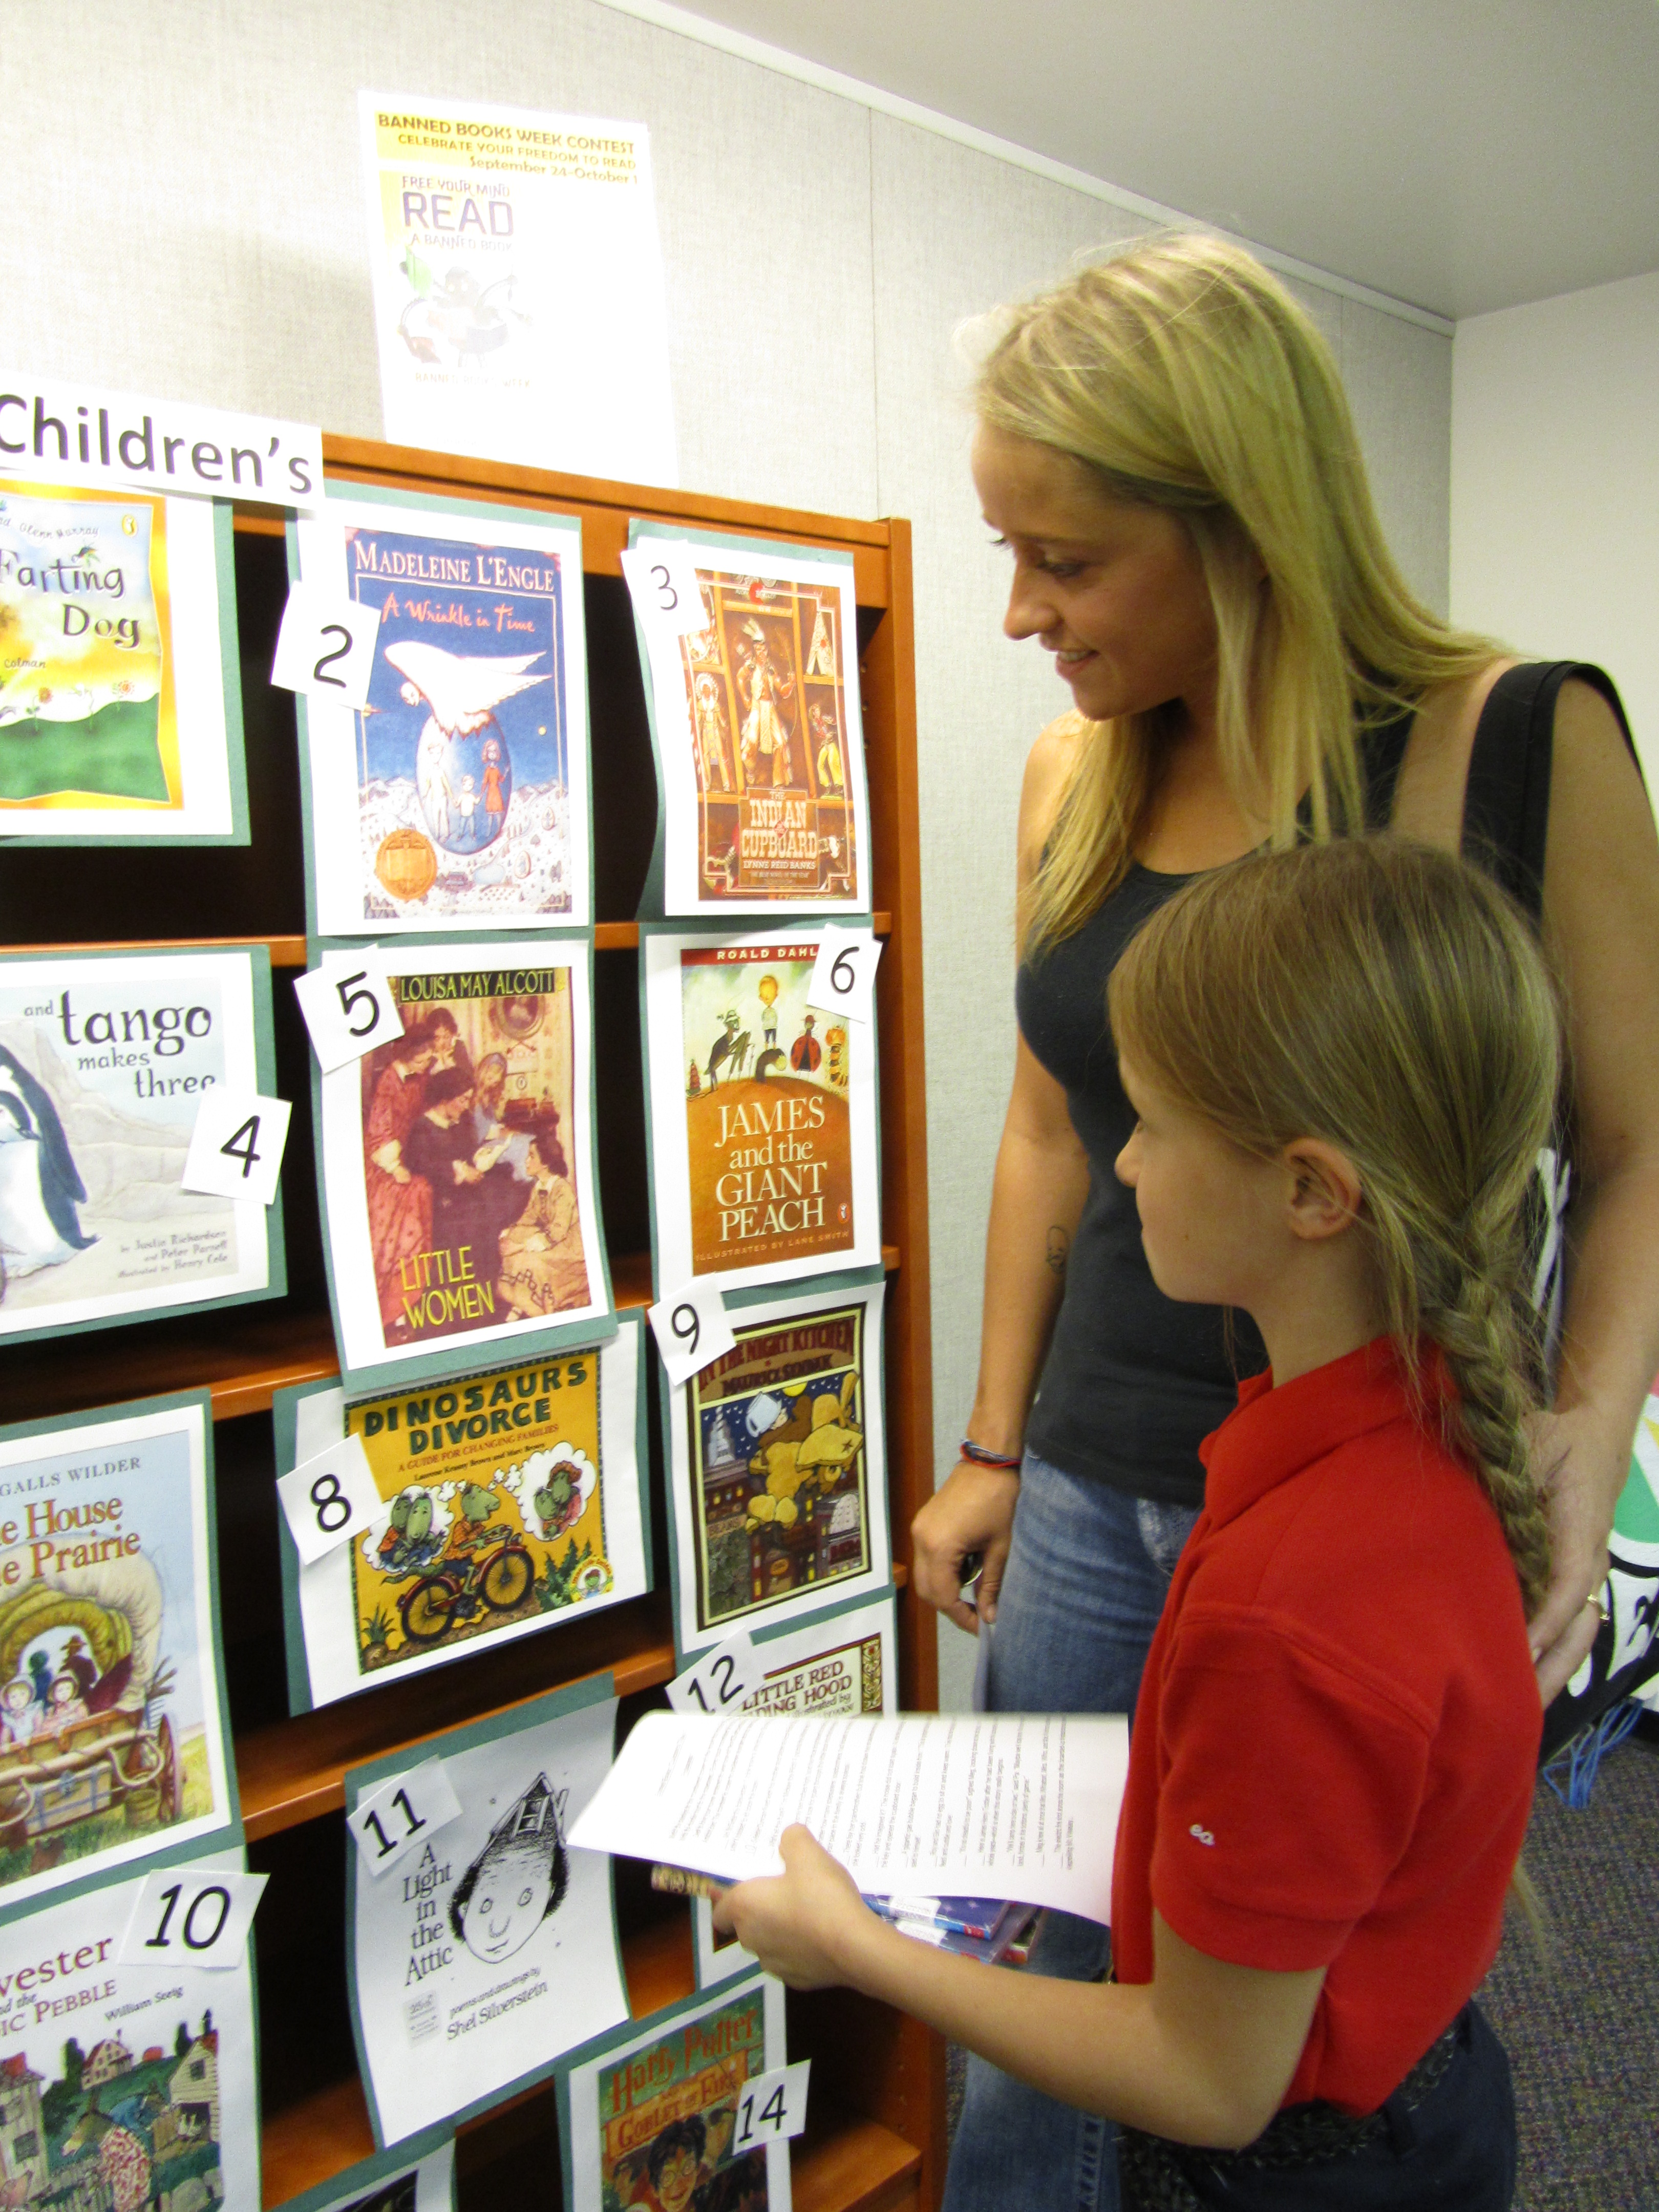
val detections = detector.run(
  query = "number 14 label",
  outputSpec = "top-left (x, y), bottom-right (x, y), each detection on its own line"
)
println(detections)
top-left (732, 2059), bottom-right (811, 2149)
top-left (348, 1758), bottom-right (463, 1878)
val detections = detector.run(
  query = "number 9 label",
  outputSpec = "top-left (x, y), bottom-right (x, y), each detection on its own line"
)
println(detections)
top-left (649, 1281), bottom-right (735, 1387)
top-left (276, 1433), bottom-right (388, 1567)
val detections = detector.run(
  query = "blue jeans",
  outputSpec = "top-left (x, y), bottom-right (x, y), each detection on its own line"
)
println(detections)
top-left (943, 1452), bottom-right (1201, 2212)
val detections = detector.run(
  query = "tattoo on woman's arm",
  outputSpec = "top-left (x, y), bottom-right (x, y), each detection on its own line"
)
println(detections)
top-left (1046, 1226), bottom-right (1070, 1278)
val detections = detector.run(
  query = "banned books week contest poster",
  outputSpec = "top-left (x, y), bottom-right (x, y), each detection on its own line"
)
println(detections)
top-left (276, 1320), bottom-right (650, 1713)
top-left (0, 949), bottom-right (282, 1344)
top-left (0, 474), bottom-right (248, 844)
top-left (643, 929), bottom-right (881, 1295)
top-left (629, 525), bottom-right (870, 919)
top-left (0, 1849), bottom-right (259, 2211)
top-left (293, 486), bottom-right (591, 936)
top-left (316, 935), bottom-right (609, 1392)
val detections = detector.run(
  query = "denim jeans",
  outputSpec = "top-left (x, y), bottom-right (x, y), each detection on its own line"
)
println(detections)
top-left (943, 1452), bottom-right (1201, 2212)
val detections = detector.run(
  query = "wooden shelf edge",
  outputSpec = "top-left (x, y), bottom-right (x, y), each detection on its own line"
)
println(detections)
top-left (10, 916), bottom-right (893, 966)
top-left (794, 2118), bottom-right (922, 2212)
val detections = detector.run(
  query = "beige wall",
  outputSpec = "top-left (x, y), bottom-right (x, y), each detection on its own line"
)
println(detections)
top-left (2, 0), bottom-right (1455, 1709)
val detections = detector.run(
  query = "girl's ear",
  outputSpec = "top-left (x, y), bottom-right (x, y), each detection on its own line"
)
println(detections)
top-left (1281, 1138), bottom-right (1363, 1242)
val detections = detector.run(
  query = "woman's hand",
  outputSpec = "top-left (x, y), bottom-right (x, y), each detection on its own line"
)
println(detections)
top-left (712, 1826), bottom-right (876, 1990)
top-left (1527, 1403), bottom-right (1621, 1702)
top-left (911, 1462), bottom-right (1022, 1632)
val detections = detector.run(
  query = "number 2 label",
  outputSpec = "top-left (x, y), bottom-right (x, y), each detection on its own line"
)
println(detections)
top-left (270, 583), bottom-right (381, 708)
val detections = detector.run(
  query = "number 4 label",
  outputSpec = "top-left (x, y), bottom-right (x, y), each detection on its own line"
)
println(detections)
top-left (117, 1866), bottom-right (268, 1972)
top-left (270, 582), bottom-right (381, 709)
top-left (732, 2059), bottom-right (810, 2150)
top-left (648, 1280), bottom-right (736, 1388)
top-left (180, 1090), bottom-right (292, 1207)
top-left (276, 1432), bottom-right (387, 1568)
top-left (348, 1758), bottom-right (463, 1878)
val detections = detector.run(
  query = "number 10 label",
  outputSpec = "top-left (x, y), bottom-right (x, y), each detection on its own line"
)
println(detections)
top-left (117, 1865), bottom-right (268, 1972)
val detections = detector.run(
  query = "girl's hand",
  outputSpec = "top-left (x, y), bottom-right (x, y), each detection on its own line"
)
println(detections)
top-left (1527, 1403), bottom-right (1621, 1703)
top-left (711, 1826), bottom-right (875, 1990)
top-left (912, 1463), bottom-right (1020, 1631)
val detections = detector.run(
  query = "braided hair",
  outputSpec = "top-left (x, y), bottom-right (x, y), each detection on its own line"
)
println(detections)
top-left (1109, 836), bottom-right (1559, 1613)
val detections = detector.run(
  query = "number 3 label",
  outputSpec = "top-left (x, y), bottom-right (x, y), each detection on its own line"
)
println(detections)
top-left (806, 926), bottom-right (881, 1026)
top-left (270, 582), bottom-right (382, 708)
top-left (293, 948), bottom-right (405, 1073)
top-left (648, 1280), bottom-right (736, 1387)
top-left (276, 1433), bottom-right (387, 1567)
top-left (731, 2060), bottom-right (811, 2149)
top-left (349, 1758), bottom-right (463, 1878)
top-left (620, 543), bottom-right (710, 638)
top-left (117, 1865), bottom-right (268, 1972)
top-left (180, 1089), bottom-right (292, 1207)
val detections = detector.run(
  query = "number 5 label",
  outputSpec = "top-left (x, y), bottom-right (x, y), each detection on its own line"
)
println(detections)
top-left (731, 2059), bottom-right (811, 2149)
top-left (667, 1628), bottom-right (760, 1716)
top-left (270, 582), bottom-right (381, 708)
top-left (180, 1089), bottom-right (292, 1207)
top-left (117, 1865), bottom-right (268, 1972)
top-left (276, 1432), bottom-right (387, 1567)
top-left (648, 1279), bottom-right (736, 1388)
top-left (806, 925), bottom-right (881, 1026)
top-left (349, 1758), bottom-right (463, 1878)
top-left (293, 948), bottom-right (405, 1073)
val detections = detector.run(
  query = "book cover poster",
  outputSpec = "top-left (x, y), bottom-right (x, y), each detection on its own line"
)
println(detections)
top-left (279, 1319), bottom-right (649, 1712)
top-left (561, 1972), bottom-right (788, 2212)
top-left (0, 1848), bottom-right (259, 2210)
top-left (630, 529), bottom-right (869, 917)
top-left (0, 1396), bottom-right (235, 1915)
top-left (316, 936), bottom-right (608, 1391)
top-left (296, 490), bottom-right (590, 934)
top-left (359, 96), bottom-right (676, 486)
top-left (693, 1593), bottom-right (895, 1988)
top-left (271, 2125), bottom-right (454, 2212)
top-left (643, 930), bottom-right (881, 1294)
top-left (0, 949), bottom-right (281, 1343)
top-left (348, 1680), bottom-right (626, 2146)
top-left (665, 1279), bottom-right (890, 1660)
top-left (0, 476), bottom-right (246, 843)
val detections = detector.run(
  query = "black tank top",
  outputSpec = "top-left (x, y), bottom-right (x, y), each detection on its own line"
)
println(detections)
top-left (1017, 665), bottom-right (1631, 1506)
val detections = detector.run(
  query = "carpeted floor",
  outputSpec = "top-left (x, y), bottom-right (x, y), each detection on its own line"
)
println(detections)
top-left (945, 1730), bottom-right (1659, 2206)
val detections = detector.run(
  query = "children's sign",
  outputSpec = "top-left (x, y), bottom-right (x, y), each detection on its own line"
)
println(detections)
top-left (0, 1394), bottom-right (237, 1913)
top-left (276, 1321), bottom-right (650, 1712)
top-left (558, 1971), bottom-right (791, 2212)
top-left (0, 1847), bottom-right (260, 2209)
top-left (346, 1676), bottom-right (627, 2146)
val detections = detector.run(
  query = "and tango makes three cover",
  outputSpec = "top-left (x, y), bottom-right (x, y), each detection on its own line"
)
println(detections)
top-left (628, 521), bottom-right (869, 920)
top-left (346, 1677), bottom-right (628, 2147)
top-left (292, 484), bottom-right (590, 937)
top-left (274, 1318), bottom-right (650, 1713)
top-left (314, 934), bottom-right (610, 1393)
top-left (0, 474), bottom-right (247, 843)
top-left (0, 1847), bottom-right (260, 2209)
top-left (662, 1276), bottom-right (890, 1663)
top-left (0, 947), bottom-right (284, 1345)
top-left (0, 1394), bottom-right (238, 1916)
top-left (559, 1971), bottom-right (789, 2212)
top-left (642, 928), bottom-right (881, 1295)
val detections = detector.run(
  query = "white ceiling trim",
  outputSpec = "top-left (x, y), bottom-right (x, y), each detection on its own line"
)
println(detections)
top-left (593, 0), bottom-right (1455, 336)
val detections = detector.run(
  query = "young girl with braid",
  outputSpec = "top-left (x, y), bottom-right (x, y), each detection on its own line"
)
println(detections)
top-left (716, 837), bottom-right (1555, 2210)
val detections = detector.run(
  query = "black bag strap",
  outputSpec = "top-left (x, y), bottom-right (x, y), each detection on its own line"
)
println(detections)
top-left (1461, 662), bottom-right (1639, 918)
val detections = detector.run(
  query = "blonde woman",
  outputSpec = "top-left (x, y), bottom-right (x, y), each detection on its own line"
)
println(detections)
top-left (906, 235), bottom-right (1659, 2211)
top-left (720, 838), bottom-right (1560, 2212)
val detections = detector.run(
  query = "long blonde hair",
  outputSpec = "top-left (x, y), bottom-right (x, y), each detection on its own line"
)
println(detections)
top-left (1108, 837), bottom-right (1557, 1613)
top-left (977, 233), bottom-right (1497, 952)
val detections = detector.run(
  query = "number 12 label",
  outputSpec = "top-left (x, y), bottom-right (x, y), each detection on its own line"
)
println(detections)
top-left (117, 1865), bottom-right (268, 1972)
top-left (731, 2059), bottom-right (811, 2149)
top-left (666, 1628), bottom-right (760, 1716)
top-left (348, 1758), bottom-right (463, 1878)
top-left (276, 1432), bottom-right (387, 1567)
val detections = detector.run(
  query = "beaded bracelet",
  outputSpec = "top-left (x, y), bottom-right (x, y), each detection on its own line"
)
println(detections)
top-left (959, 1437), bottom-right (1022, 1471)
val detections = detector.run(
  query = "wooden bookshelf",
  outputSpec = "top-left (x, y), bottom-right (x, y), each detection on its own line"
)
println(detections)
top-left (0, 440), bottom-right (943, 2211)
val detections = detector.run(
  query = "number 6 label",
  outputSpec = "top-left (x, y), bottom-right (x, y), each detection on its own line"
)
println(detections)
top-left (648, 1280), bottom-right (736, 1387)
top-left (806, 925), bottom-right (881, 1026)
top-left (731, 2059), bottom-right (811, 2149)
top-left (118, 1865), bottom-right (268, 1971)
top-left (349, 1758), bottom-right (463, 1878)
top-left (180, 1089), bottom-right (292, 1207)
top-left (293, 948), bottom-right (405, 1072)
top-left (270, 582), bottom-right (382, 708)
top-left (276, 1432), bottom-right (387, 1567)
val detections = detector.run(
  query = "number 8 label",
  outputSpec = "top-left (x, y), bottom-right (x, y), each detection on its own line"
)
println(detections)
top-left (310, 1472), bottom-right (352, 1533)
top-left (276, 1434), bottom-right (387, 1567)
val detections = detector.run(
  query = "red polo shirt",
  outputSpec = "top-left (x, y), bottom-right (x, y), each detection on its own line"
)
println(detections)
top-left (1110, 1338), bottom-right (1541, 2115)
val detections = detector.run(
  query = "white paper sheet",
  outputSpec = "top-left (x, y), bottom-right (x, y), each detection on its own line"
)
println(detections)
top-left (571, 1711), bottom-right (1130, 1926)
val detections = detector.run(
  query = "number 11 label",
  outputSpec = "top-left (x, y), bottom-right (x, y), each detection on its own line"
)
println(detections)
top-left (348, 1758), bottom-right (463, 1878)
top-left (180, 1089), bottom-right (292, 1207)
